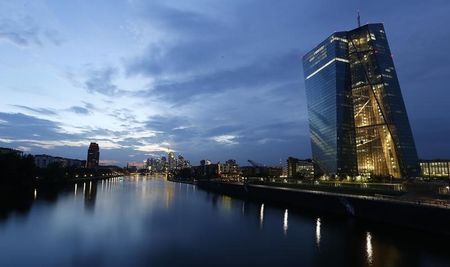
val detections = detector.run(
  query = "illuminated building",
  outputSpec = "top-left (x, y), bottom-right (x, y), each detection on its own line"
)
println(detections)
top-left (86, 142), bottom-right (99, 169)
top-left (168, 151), bottom-right (176, 170)
top-left (221, 159), bottom-right (240, 179)
top-left (419, 160), bottom-right (450, 179)
top-left (191, 160), bottom-right (221, 178)
top-left (286, 157), bottom-right (314, 179)
top-left (177, 155), bottom-right (191, 169)
top-left (303, 23), bottom-right (419, 178)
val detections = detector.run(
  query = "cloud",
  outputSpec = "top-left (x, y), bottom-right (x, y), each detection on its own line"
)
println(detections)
top-left (109, 108), bottom-right (139, 123)
top-left (0, 16), bottom-right (63, 47)
top-left (16, 146), bottom-right (32, 152)
top-left (68, 106), bottom-right (90, 115)
top-left (0, 112), bottom-right (66, 140)
top-left (99, 159), bottom-right (119, 165)
top-left (130, 50), bottom-right (302, 106)
top-left (85, 66), bottom-right (119, 95)
top-left (145, 115), bottom-right (191, 132)
top-left (0, 138), bottom-right (86, 149)
top-left (14, 104), bottom-right (93, 117)
top-left (210, 135), bottom-right (239, 145)
top-left (0, 137), bottom-right (124, 150)
top-left (13, 105), bottom-right (57, 116)
top-left (0, 112), bottom-right (127, 156)
top-left (134, 143), bottom-right (170, 153)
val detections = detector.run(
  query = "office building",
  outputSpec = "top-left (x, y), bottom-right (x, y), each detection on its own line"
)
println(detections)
top-left (419, 160), bottom-right (450, 179)
top-left (287, 157), bottom-right (314, 179)
top-left (168, 151), bottom-right (176, 170)
top-left (303, 23), bottom-right (419, 178)
top-left (86, 142), bottom-right (100, 169)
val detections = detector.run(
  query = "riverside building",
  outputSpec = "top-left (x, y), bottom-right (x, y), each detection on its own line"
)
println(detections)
top-left (303, 23), bottom-right (419, 178)
top-left (86, 142), bottom-right (100, 169)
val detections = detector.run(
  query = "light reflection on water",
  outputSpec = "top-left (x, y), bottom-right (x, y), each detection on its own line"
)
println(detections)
top-left (366, 231), bottom-right (373, 265)
top-left (283, 209), bottom-right (288, 235)
top-left (316, 217), bottom-right (321, 248)
top-left (0, 176), bottom-right (448, 267)
top-left (260, 203), bottom-right (264, 229)
top-left (221, 195), bottom-right (232, 211)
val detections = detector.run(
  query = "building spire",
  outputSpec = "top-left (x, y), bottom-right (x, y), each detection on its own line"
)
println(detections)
top-left (357, 10), bottom-right (361, 27)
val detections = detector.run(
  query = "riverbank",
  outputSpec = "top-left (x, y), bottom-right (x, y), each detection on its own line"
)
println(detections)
top-left (167, 177), bottom-right (195, 185)
top-left (36, 174), bottom-right (123, 186)
top-left (196, 180), bottom-right (450, 235)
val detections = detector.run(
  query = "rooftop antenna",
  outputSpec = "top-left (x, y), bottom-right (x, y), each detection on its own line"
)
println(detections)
top-left (357, 10), bottom-right (361, 27)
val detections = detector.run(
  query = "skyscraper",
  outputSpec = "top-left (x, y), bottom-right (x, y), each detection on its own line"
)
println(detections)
top-left (303, 23), bottom-right (419, 178)
top-left (168, 151), bottom-right (176, 170)
top-left (86, 142), bottom-right (100, 169)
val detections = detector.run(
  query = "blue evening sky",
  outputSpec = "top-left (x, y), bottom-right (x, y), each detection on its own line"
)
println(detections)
top-left (1, 0), bottom-right (449, 166)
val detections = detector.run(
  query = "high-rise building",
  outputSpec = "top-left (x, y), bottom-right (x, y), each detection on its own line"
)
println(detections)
top-left (303, 23), bottom-right (419, 178)
top-left (86, 142), bottom-right (99, 169)
top-left (168, 151), bottom-right (176, 170)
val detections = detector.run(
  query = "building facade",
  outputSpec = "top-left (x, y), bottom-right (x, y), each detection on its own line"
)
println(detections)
top-left (419, 160), bottom-right (450, 179)
top-left (221, 159), bottom-right (240, 179)
top-left (168, 151), bottom-right (176, 170)
top-left (35, 154), bottom-right (85, 169)
top-left (303, 23), bottom-right (419, 178)
top-left (86, 142), bottom-right (100, 169)
top-left (287, 157), bottom-right (314, 179)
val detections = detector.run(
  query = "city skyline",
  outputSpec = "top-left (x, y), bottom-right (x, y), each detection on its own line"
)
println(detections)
top-left (1, 0), bottom-right (450, 166)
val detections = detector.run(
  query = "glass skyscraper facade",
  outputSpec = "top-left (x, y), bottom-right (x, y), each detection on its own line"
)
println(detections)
top-left (303, 32), bottom-right (357, 176)
top-left (303, 24), bottom-right (419, 178)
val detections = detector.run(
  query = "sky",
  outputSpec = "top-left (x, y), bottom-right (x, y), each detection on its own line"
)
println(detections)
top-left (1, 0), bottom-right (450, 167)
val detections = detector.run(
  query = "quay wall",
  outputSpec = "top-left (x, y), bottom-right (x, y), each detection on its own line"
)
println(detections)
top-left (197, 181), bottom-right (450, 235)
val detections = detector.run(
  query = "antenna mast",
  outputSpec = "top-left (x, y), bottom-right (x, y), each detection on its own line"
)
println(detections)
top-left (357, 10), bottom-right (361, 27)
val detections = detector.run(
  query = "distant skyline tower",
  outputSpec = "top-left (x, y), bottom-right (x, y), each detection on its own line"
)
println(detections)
top-left (168, 151), bottom-right (176, 170)
top-left (86, 142), bottom-right (100, 169)
top-left (303, 23), bottom-right (419, 178)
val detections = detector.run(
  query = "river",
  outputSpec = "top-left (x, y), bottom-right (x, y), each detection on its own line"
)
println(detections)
top-left (0, 176), bottom-right (448, 266)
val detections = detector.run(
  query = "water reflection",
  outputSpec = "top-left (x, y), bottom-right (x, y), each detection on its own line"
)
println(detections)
top-left (259, 203), bottom-right (264, 229)
top-left (0, 177), bottom-right (449, 267)
top-left (283, 209), bottom-right (288, 235)
top-left (84, 181), bottom-right (97, 210)
top-left (33, 188), bottom-right (37, 200)
top-left (366, 231), bottom-right (373, 265)
top-left (165, 184), bottom-right (174, 209)
top-left (221, 195), bottom-right (232, 211)
top-left (316, 217), bottom-right (321, 248)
